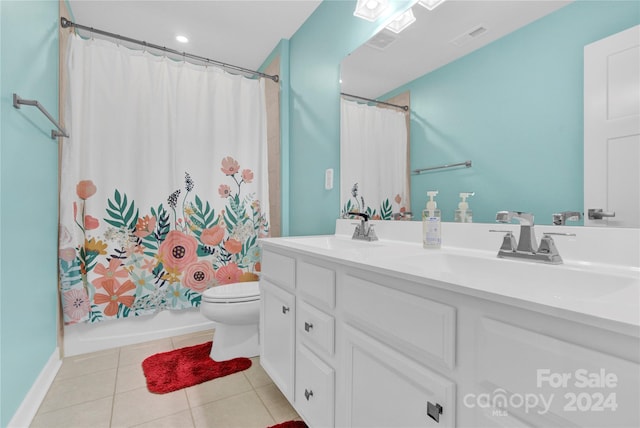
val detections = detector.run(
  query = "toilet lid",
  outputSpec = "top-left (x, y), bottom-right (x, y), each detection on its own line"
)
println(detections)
top-left (202, 281), bottom-right (260, 303)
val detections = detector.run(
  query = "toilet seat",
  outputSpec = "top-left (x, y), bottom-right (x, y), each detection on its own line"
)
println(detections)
top-left (202, 281), bottom-right (260, 303)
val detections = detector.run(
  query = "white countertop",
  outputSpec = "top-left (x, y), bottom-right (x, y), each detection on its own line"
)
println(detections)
top-left (260, 220), bottom-right (640, 337)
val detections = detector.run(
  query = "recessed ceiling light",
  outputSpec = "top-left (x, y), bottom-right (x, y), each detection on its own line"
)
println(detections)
top-left (418, 0), bottom-right (447, 11)
top-left (176, 35), bottom-right (189, 43)
top-left (354, 0), bottom-right (390, 22)
top-left (385, 8), bottom-right (416, 34)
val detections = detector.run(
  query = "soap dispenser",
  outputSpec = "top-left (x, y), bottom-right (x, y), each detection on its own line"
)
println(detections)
top-left (422, 191), bottom-right (441, 249)
top-left (454, 192), bottom-right (475, 223)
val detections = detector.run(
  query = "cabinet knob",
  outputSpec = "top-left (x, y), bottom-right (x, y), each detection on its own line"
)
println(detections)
top-left (282, 306), bottom-right (290, 314)
top-left (304, 389), bottom-right (314, 400)
top-left (304, 322), bottom-right (314, 332)
top-left (427, 402), bottom-right (443, 423)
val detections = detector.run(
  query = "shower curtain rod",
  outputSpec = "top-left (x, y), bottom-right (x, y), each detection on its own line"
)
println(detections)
top-left (341, 92), bottom-right (409, 111)
top-left (60, 17), bottom-right (279, 82)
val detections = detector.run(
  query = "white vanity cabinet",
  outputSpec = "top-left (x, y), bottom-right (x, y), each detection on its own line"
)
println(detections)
top-left (260, 246), bottom-right (458, 427)
top-left (260, 240), bottom-right (640, 428)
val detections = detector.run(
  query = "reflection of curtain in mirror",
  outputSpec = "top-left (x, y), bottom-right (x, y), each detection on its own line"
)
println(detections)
top-left (340, 99), bottom-right (408, 219)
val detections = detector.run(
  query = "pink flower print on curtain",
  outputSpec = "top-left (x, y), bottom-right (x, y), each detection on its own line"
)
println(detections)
top-left (157, 231), bottom-right (198, 272)
top-left (63, 288), bottom-right (90, 324)
top-left (215, 263), bottom-right (242, 285)
top-left (94, 280), bottom-right (136, 317)
top-left (92, 258), bottom-right (128, 289)
top-left (201, 225), bottom-right (225, 246)
top-left (182, 261), bottom-right (216, 292)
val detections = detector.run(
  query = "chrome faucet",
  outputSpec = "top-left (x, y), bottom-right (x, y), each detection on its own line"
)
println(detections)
top-left (492, 211), bottom-right (574, 264)
top-left (552, 211), bottom-right (582, 225)
top-left (348, 212), bottom-right (378, 241)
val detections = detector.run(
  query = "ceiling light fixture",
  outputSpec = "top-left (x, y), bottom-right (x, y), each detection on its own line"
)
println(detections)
top-left (176, 35), bottom-right (189, 43)
top-left (353, 0), bottom-right (390, 22)
top-left (385, 8), bottom-right (416, 34)
top-left (418, 0), bottom-right (447, 11)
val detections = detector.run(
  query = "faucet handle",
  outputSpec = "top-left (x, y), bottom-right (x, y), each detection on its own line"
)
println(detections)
top-left (500, 232), bottom-right (517, 252)
top-left (538, 235), bottom-right (559, 255)
top-left (538, 232), bottom-right (575, 257)
top-left (489, 230), bottom-right (518, 252)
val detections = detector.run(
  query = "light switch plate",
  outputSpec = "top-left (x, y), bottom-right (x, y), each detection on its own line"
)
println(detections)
top-left (325, 168), bottom-right (333, 190)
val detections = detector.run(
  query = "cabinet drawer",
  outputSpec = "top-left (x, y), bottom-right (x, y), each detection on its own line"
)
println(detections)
top-left (261, 250), bottom-right (295, 289)
top-left (295, 345), bottom-right (335, 428)
top-left (342, 274), bottom-right (456, 369)
top-left (297, 300), bottom-right (335, 356)
top-left (297, 260), bottom-right (335, 309)
top-left (340, 325), bottom-right (455, 427)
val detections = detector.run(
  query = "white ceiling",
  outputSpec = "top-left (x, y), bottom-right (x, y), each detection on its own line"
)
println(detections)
top-left (66, 0), bottom-right (573, 96)
top-left (66, 0), bottom-right (322, 73)
top-left (341, 0), bottom-right (573, 99)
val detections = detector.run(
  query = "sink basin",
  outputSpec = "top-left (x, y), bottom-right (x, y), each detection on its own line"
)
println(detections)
top-left (393, 251), bottom-right (639, 301)
top-left (281, 235), bottom-right (382, 250)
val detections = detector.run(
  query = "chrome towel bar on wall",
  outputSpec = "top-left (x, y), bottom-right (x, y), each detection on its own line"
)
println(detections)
top-left (12, 93), bottom-right (69, 139)
top-left (412, 160), bottom-right (472, 175)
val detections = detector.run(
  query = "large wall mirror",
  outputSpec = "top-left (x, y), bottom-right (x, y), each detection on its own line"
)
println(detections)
top-left (340, 0), bottom-right (639, 226)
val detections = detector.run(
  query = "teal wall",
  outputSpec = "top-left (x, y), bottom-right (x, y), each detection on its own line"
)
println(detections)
top-left (384, 0), bottom-right (640, 224)
top-left (287, 0), bottom-right (414, 235)
top-left (0, 2), bottom-right (60, 426)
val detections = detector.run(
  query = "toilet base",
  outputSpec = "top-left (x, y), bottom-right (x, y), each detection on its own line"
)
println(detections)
top-left (210, 323), bottom-right (259, 361)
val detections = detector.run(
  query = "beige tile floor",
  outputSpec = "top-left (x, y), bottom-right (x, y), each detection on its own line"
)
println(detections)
top-left (30, 329), bottom-right (301, 428)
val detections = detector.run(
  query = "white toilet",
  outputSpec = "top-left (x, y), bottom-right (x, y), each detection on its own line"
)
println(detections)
top-left (200, 281), bottom-right (260, 361)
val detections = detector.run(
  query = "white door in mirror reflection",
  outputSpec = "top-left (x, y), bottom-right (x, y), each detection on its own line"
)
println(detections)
top-left (584, 25), bottom-right (640, 228)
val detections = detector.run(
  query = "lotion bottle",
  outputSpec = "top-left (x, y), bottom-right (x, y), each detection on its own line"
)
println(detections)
top-left (454, 192), bottom-right (475, 223)
top-left (422, 191), bottom-right (441, 249)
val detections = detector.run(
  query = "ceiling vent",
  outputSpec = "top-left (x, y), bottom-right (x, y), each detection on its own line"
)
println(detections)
top-left (450, 24), bottom-right (488, 47)
top-left (366, 30), bottom-right (398, 51)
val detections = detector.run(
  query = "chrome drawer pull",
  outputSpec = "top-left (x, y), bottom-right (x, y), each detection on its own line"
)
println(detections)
top-left (304, 389), bottom-right (314, 400)
top-left (282, 306), bottom-right (290, 314)
top-left (304, 322), bottom-right (314, 332)
top-left (427, 401), bottom-right (443, 423)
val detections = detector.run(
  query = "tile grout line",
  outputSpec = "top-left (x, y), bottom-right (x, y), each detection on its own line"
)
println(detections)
top-left (249, 371), bottom-right (278, 426)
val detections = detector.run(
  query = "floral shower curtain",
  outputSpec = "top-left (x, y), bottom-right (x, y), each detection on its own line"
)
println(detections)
top-left (59, 35), bottom-right (269, 324)
top-left (340, 98), bottom-right (408, 219)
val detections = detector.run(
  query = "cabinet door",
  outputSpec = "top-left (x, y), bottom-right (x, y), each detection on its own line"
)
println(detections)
top-left (475, 317), bottom-right (640, 428)
top-left (339, 325), bottom-right (456, 427)
top-left (260, 279), bottom-right (295, 402)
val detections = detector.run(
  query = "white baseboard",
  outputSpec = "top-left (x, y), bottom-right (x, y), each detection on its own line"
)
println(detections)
top-left (8, 348), bottom-right (62, 428)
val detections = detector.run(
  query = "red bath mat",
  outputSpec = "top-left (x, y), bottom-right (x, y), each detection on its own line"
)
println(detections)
top-left (268, 421), bottom-right (308, 428)
top-left (141, 341), bottom-right (251, 394)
